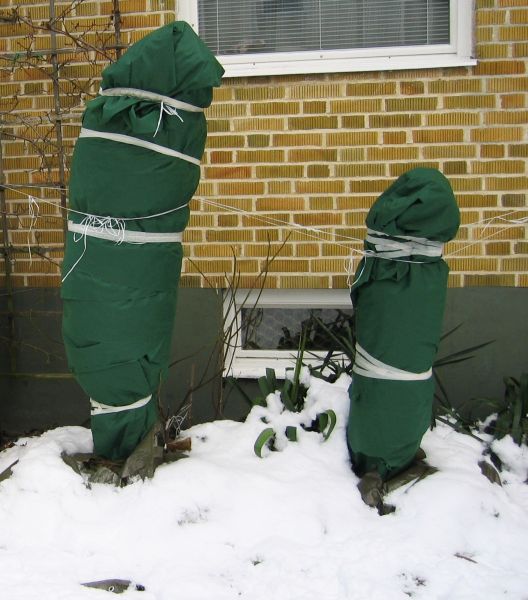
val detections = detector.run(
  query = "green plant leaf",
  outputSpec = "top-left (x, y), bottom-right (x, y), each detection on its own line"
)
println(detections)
top-left (285, 426), bottom-right (297, 442)
top-left (254, 428), bottom-right (276, 458)
top-left (317, 409), bottom-right (337, 441)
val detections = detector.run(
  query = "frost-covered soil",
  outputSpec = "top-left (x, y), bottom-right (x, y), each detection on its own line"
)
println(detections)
top-left (1, 375), bottom-right (528, 600)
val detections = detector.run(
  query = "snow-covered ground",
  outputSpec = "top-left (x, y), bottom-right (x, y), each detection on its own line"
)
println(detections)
top-left (1, 374), bottom-right (527, 600)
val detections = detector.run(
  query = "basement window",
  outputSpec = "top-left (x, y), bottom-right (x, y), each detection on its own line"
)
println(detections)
top-left (223, 289), bottom-right (353, 379)
top-left (178, 0), bottom-right (475, 77)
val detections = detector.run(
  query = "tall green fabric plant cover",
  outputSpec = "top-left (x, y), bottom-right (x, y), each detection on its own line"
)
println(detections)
top-left (61, 22), bottom-right (224, 460)
top-left (347, 168), bottom-right (460, 480)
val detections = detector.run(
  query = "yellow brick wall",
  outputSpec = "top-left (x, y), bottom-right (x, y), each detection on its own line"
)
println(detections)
top-left (0, 0), bottom-right (527, 289)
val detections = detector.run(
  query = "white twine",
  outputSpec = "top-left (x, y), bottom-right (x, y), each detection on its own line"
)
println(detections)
top-left (3, 185), bottom-right (527, 283)
top-left (154, 102), bottom-right (183, 137)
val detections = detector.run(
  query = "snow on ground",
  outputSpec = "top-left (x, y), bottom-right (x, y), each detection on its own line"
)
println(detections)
top-left (1, 374), bottom-right (528, 600)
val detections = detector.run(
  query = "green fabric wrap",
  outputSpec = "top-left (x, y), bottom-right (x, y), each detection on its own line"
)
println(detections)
top-left (347, 168), bottom-right (460, 480)
top-left (61, 22), bottom-right (224, 460)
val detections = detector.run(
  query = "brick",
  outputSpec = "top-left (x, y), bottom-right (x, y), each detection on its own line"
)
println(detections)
top-left (204, 166), bottom-right (252, 179)
top-left (499, 26), bottom-right (528, 41)
top-left (245, 244), bottom-right (293, 258)
top-left (207, 131), bottom-right (249, 148)
top-left (307, 164), bottom-right (330, 178)
top-left (478, 44), bottom-right (509, 59)
top-left (515, 242), bottom-right (528, 253)
top-left (256, 198), bottom-right (305, 211)
top-left (509, 144), bottom-right (528, 157)
top-left (471, 127), bottom-right (524, 142)
top-left (268, 181), bottom-right (292, 194)
top-left (502, 193), bottom-right (526, 207)
top-left (423, 145), bottom-right (476, 159)
top-left (426, 113), bottom-right (480, 127)
top-left (448, 178), bottom-right (483, 192)
top-left (217, 215), bottom-right (239, 227)
top-left (390, 163), bottom-right (439, 177)
top-left (501, 94), bottom-right (526, 108)
top-left (369, 114), bottom-right (421, 128)
top-left (346, 82), bottom-right (397, 96)
top-left (308, 197), bottom-right (334, 211)
top-left (193, 244), bottom-right (239, 258)
top-left (473, 160), bottom-right (526, 174)
top-left (444, 162), bottom-right (468, 175)
top-left (480, 145), bottom-right (505, 158)
top-left (237, 150), bottom-right (284, 163)
top-left (341, 116), bottom-right (366, 129)
top-left (335, 164), bottom-right (386, 178)
top-left (242, 213), bottom-right (289, 228)
top-left (449, 258), bottom-right (499, 272)
top-left (475, 60), bottom-right (525, 76)
top-left (207, 119), bottom-right (230, 133)
top-left (255, 165), bottom-right (303, 178)
top-left (280, 275), bottom-right (330, 289)
top-left (444, 95), bottom-right (496, 109)
top-left (218, 182), bottom-right (265, 196)
top-left (206, 229), bottom-right (254, 242)
top-left (502, 257), bottom-right (528, 271)
top-left (232, 118), bottom-right (285, 132)
top-left (330, 99), bottom-right (382, 113)
top-left (487, 176), bottom-right (528, 190)
top-left (295, 180), bottom-right (345, 194)
top-left (513, 42), bottom-right (528, 57)
top-left (251, 102), bottom-right (300, 116)
top-left (273, 133), bottom-right (323, 147)
top-left (337, 148), bottom-right (365, 162)
top-left (288, 116), bottom-right (339, 130)
top-left (487, 77), bottom-right (528, 92)
top-left (350, 180), bottom-right (391, 194)
top-left (385, 97), bottom-right (437, 112)
top-left (428, 79), bottom-right (482, 94)
top-left (290, 84), bottom-right (342, 100)
top-left (383, 132), bottom-right (407, 145)
top-left (247, 134), bottom-right (270, 148)
top-left (477, 9), bottom-right (506, 25)
top-left (207, 103), bottom-right (247, 118)
top-left (303, 101), bottom-right (327, 114)
top-left (296, 243), bottom-right (320, 257)
top-left (234, 87), bottom-right (285, 101)
top-left (289, 149), bottom-right (338, 162)
top-left (486, 110), bottom-right (528, 125)
top-left (327, 132), bottom-right (378, 146)
top-left (413, 129), bottom-right (464, 143)
top-left (208, 150), bottom-right (234, 164)
top-left (486, 242), bottom-right (511, 255)
top-left (265, 259), bottom-right (309, 273)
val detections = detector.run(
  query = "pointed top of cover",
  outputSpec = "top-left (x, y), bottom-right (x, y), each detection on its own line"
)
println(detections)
top-left (366, 167), bottom-right (460, 243)
top-left (101, 21), bottom-right (224, 108)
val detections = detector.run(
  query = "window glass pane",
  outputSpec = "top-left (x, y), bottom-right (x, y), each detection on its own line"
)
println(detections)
top-left (241, 307), bottom-right (354, 351)
top-left (198, 0), bottom-right (450, 56)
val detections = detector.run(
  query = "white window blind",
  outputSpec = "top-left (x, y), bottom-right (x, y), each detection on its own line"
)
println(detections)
top-left (178, 1), bottom-right (475, 78)
top-left (199, 0), bottom-right (450, 56)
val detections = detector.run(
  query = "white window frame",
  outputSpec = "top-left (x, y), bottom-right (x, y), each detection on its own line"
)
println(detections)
top-left (177, 0), bottom-right (475, 78)
top-left (223, 289), bottom-right (353, 379)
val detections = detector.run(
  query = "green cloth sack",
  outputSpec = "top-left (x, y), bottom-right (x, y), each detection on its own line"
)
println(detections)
top-left (347, 168), bottom-right (460, 480)
top-left (61, 22), bottom-right (223, 460)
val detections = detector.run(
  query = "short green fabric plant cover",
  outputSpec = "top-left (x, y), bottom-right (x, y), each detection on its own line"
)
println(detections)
top-left (61, 22), bottom-right (224, 460)
top-left (347, 168), bottom-right (460, 481)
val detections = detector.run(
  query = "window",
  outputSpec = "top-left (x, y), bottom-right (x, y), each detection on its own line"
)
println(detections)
top-left (178, 0), bottom-right (475, 77)
top-left (224, 289), bottom-right (353, 378)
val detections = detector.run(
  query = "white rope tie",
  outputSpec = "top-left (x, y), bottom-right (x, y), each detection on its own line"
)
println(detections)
top-left (365, 228), bottom-right (444, 259)
top-left (78, 128), bottom-right (201, 165)
top-left (91, 394), bottom-right (152, 416)
top-left (154, 101), bottom-right (183, 137)
top-left (353, 343), bottom-right (432, 381)
top-left (98, 87), bottom-right (204, 113)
